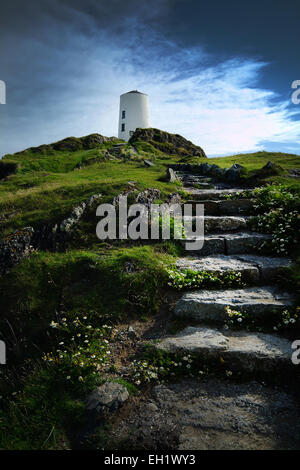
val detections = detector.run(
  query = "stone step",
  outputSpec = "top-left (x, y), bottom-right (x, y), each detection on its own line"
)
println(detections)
top-left (184, 184), bottom-right (213, 190)
top-left (183, 215), bottom-right (251, 232)
top-left (181, 232), bottom-right (271, 255)
top-left (176, 254), bottom-right (293, 283)
top-left (185, 188), bottom-right (244, 200)
top-left (176, 173), bottom-right (211, 181)
top-left (179, 176), bottom-right (212, 182)
top-left (185, 199), bottom-right (254, 215)
top-left (155, 326), bottom-right (294, 375)
top-left (174, 286), bottom-right (294, 322)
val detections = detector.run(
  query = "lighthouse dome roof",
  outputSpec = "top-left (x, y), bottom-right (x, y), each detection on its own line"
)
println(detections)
top-left (122, 90), bottom-right (148, 96)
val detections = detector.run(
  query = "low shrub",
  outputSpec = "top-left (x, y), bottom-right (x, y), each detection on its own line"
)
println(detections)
top-left (249, 185), bottom-right (300, 256)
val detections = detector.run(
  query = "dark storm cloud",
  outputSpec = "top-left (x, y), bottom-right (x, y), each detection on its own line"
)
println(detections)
top-left (0, 0), bottom-right (169, 35)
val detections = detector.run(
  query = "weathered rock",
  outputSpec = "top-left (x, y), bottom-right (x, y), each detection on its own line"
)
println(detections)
top-left (185, 199), bottom-right (220, 215)
top-left (144, 159), bottom-right (154, 167)
top-left (31, 193), bottom-right (102, 251)
top-left (174, 286), bottom-right (293, 321)
top-left (167, 168), bottom-right (178, 182)
top-left (182, 234), bottom-right (225, 255)
top-left (204, 216), bottom-right (249, 232)
top-left (234, 254), bottom-right (293, 282)
top-left (155, 326), bottom-right (293, 374)
top-left (111, 379), bottom-right (300, 450)
top-left (225, 232), bottom-right (271, 254)
top-left (0, 227), bottom-right (34, 276)
top-left (59, 194), bottom-right (102, 232)
top-left (224, 164), bottom-right (246, 182)
top-left (288, 168), bottom-right (300, 178)
top-left (184, 188), bottom-right (243, 200)
top-left (127, 181), bottom-right (137, 188)
top-left (255, 161), bottom-right (283, 178)
top-left (169, 162), bottom-right (246, 183)
top-left (10, 134), bottom-right (118, 155)
top-left (185, 199), bottom-right (254, 216)
top-left (85, 382), bottom-right (129, 415)
top-left (176, 254), bottom-right (293, 284)
top-left (128, 325), bottom-right (138, 339)
top-left (168, 193), bottom-right (182, 204)
top-left (176, 254), bottom-right (260, 283)
top-left (81, 134), bottom-right (112, 149)
top-left (60, 204), bottom-right (87, 232)
top-left (196, 216), bottom-right (250, 232)
top-left (129, 128), bottom-right (207, 158)
top-left (218, 199), bottom-right (254, 215)
top-left (181, 232), bottom-right (270, 255)
top-left (135, 188), bottom-right (161, 207)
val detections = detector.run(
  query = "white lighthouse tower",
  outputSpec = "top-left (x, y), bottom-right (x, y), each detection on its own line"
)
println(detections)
top-left (118, 90), bottom-right (150, 141)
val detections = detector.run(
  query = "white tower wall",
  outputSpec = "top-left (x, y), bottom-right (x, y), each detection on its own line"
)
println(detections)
top-left (118, 91), bottom-right (150, 141)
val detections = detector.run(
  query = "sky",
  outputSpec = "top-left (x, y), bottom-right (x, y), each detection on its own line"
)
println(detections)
top-left (0, 0), bottom-right (300, 157)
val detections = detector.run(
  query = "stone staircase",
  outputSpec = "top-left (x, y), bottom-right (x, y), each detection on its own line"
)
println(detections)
top-left (154, 180), bottom-right (296, 376)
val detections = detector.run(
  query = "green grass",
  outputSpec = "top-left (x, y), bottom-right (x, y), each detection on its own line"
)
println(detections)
top-left (0, 145), bottom-right (299, 236)
top-left (0, 362), bottom-right (89, 449)
top-left (1, 137), bottom-right (300, 449)
top-left (0, 245), bottom-right (174, 361)
top-left (0, 160), bottom-right (182, 235)
top-left (0, 242), bottom-right (174, 450)
top-left (208, 151), bottom-right (300, 170)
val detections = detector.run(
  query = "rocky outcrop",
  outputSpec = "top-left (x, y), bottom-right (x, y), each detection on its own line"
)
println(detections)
top-left (0, 194), bottom-right (102, 274)
top-left (113, 188), bottom-right (161, 208)
top-left (129, 128), bottom-right (207, 158)
top-left (6, 134), bottom-right (120, 156)
top-left (167, 168), bottom-right (178, 182)
top-left (254, 161), bottom-right (283, 178)
top-left (0, 227), bottom-right (34, 276)
top-left (136, 189), bottom-right (161, 207)
top-left (78, 381), bottom-right (130, 447)
top-left (224, 163), bottom-right (246, 182)
top-left (288, 168), bottom-right (300, 178)
top-left (33, 193), bottom-right (102, 250)
top-left (169, 162), bottom-right (246, 184)
top-left (85, 382), bottom-right (129, 416)
top-left (169, 160), bottom-right (285, 187)
top-left (59, 194), bottom-right (102, 232)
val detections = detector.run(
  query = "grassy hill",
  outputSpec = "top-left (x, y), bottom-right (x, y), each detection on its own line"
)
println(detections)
top-left (0, 132), bottom-right (299, 237)
top-left (0, 130), bottom-right (299, 449)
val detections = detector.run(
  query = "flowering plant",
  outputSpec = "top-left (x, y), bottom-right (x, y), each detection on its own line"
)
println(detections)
top-left (43, 313), bottom-right (114, 391)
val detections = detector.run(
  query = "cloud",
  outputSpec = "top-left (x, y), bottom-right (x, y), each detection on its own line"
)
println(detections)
top-left (0, 1), bottom-right (299, 156)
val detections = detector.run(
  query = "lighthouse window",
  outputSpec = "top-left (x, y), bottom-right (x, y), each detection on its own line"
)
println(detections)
top-left (121, 123), bottom-right (125, 132)
top-left (122, 110), bottom-right (126, 119)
